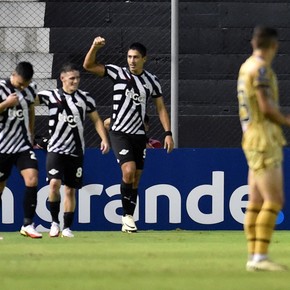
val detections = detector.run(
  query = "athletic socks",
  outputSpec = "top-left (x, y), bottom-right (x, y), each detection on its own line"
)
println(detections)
top-left (121, 181), bottom-right (133, 216)
top-left (244, 202), bottom-right (262, 255)
top-left (23, 186), bottom-right (38, 226)
top-left (63, 212), bottom-right (74, 229)
top-left (255, 201), bottom-right (281, 255)
top-left (49, 200), bottom-right (61, 224)
top-left (50, 202), bottom-right (74, 229)
top-left (128, 188), bottom-right (138, 216)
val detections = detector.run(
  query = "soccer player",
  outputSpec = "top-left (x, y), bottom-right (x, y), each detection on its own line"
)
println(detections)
top-left (0, 61), bottom-right (42, 238)
top-left (237, 26), bottom-right (290, 271)
top-left (83, 36), bottom-right (174, 233)
top-left (37, 63), bottom-right (110, 238)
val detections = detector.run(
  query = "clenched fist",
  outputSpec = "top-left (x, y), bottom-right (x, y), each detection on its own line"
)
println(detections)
top-left (93, 36), bottom-right (106, 49)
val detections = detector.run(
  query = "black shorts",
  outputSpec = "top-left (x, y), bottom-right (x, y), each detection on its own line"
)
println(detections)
top-left (46, 152), bottom-right (84, 189)
top-left (109, 131), bottom-right (147, 169)
top-left (0, 150), bottom-right (38, 182)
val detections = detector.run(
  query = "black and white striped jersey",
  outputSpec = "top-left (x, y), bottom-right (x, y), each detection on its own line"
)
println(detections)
top-left (0, 79), bottom-right (36, 154)
top-left (38, 88), bottom-right (96, 156)
top-left (105, 64), bottom-right (162, 135)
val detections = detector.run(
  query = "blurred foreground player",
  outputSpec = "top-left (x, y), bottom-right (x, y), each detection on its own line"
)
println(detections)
top-left (237, 26), bottom-right (290, 271)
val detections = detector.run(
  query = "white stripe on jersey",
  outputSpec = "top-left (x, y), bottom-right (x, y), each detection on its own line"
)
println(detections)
top-left (0, 79), bottom-right (36, 153)
top-left (114, 84), bottom-right (127, 91)
top-left (105, 64), bottom-right (163, 135)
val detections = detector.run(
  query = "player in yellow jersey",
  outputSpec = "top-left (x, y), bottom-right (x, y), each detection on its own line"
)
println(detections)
top-left (237, 26), bottom-right (290, 271)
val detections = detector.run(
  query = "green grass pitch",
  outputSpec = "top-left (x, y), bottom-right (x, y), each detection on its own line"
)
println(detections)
top-left (1, 230), bottom-right (289, 290)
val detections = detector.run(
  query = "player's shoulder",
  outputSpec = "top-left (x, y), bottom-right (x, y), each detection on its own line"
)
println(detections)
top-left (38, 89), bottom-right (54, 95)
top-left (29, 81), bottom-right (37, 90)
top-left (240, 56), bottom-right (267, 76)
top-left (77, 88), bottom-right (88, 94)
top-left (143, 69), bottom-right (159, 81)
top-left (105, 64), bottom-right (121, 71)
top-left (0, 79), bottom-right (6, 85)
top-left (0, 79), bottom-right (8, 88)
top-left (76, 88), bottom-right (93, 98)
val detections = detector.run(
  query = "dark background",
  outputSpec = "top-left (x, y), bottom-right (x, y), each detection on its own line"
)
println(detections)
top-left (36, 0), bottom-right (290, 148)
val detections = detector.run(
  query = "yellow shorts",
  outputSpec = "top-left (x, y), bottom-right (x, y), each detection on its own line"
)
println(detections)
top-left (243, 146), bottom-right (283, 176)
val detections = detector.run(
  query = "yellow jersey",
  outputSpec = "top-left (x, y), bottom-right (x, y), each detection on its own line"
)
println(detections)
top-left (237, 55), bottom-right (286, 151)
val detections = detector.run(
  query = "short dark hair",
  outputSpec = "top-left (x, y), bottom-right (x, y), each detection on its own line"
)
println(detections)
top-left (252, 26), bottom-right (278, 49)
top-left (128, 42), bottom-right (147, 57)
top-left (15, 62), bottom-right (34, 81)
top-left (60, 63), bottom-right (79, 74)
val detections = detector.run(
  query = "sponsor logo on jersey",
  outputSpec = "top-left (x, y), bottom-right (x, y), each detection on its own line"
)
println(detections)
top-left (119, 149), bottom-right (129, 155)
top-left (8, 108), bottom-right (24, 120)
top-left (58, 112), bottom-right (79, 128)
top-left (125, 88), bottom-right (145, 105)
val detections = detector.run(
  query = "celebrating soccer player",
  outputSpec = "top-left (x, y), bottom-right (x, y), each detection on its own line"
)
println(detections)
top-left (83, 36), bottom-right (174, 233)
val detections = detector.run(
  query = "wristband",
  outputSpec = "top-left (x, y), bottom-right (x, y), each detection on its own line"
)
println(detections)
top-left (164, 131), bottom-right (172, 137)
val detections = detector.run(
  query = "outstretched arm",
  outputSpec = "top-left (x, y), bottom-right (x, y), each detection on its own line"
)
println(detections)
top-left (83, 36), bottom-right (106, 77)
top-left (154, 97), bottom-right (174, 153)
top-left (89, 111), bottom-right (110, 154)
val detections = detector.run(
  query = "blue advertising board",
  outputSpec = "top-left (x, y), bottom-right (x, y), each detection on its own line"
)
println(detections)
top-left (1, 148), bottom-right (289, 232)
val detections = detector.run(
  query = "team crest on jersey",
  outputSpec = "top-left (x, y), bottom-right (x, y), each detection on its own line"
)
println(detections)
top-left (125, 88), bottom-right (145, 105)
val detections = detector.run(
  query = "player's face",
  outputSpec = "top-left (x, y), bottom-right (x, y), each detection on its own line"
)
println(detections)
top-left (127, 49), bottom-right (146, 75)
top-left (61, 70), bottom-right (80, 94)
top-left (10, 73), bottom-right (31, 91)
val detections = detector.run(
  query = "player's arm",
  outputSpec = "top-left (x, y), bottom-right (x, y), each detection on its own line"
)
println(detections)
top-left (28, 102), bottom-right (35, 144)
top-left (154, 97), bottom-right (174, 153)
top-left (0, 93), bottom-right (19, 113)
top-left (89, 110), bottom-right (110, 154)
top-left (83, 36), bottom-right (106, 77)
top-left (256, 86), bottom-right (290, 127)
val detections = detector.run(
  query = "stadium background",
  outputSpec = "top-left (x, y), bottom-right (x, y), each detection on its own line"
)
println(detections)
top-left (2, 0), bottom-right (290, 148)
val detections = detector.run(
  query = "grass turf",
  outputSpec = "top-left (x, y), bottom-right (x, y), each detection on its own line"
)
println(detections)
top-left (1, 230), bottom-right (289, 290)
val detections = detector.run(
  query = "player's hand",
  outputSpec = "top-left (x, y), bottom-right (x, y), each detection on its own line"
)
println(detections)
top-left (93, 36), bottom-right (106, 49)
top-left (100, 141), bottom-right (110, 154)
top-left (164, 136), bottom-right (174, 153)
top-left (5, 93), bottom-right (19, 107)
